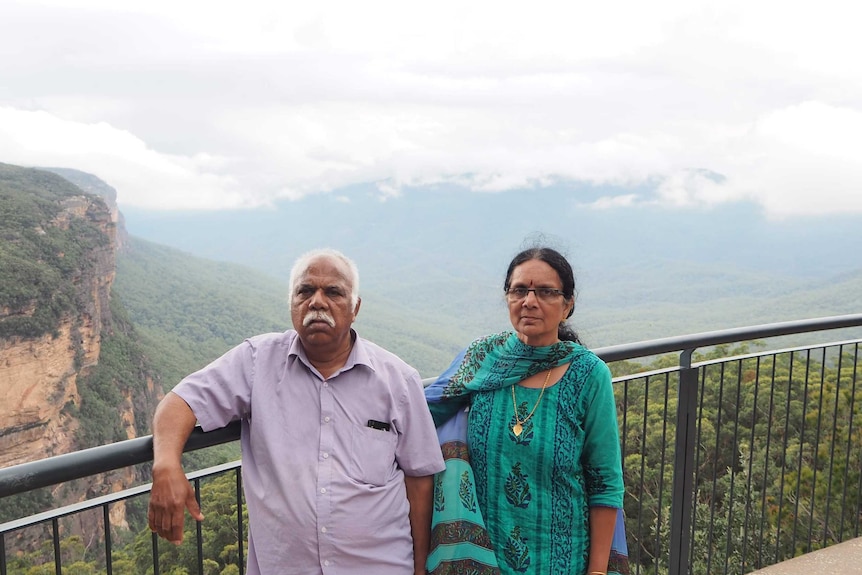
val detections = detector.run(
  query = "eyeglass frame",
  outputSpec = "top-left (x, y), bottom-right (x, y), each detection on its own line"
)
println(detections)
top-left (504, 287), bottom-right (568, 302)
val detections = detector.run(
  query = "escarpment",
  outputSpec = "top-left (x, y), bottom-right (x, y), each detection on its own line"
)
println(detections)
top-left (0, 163), bottom-right (162, 523)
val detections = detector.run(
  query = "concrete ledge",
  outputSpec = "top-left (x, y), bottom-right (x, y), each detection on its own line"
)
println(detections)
top-left (749, 537), bottom-right (862, 574)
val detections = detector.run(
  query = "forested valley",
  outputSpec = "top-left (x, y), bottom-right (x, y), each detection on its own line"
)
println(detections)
top-left (2, 164), bottom-right (861, 574)
top-left (6, 343), bottom-right (860, 575)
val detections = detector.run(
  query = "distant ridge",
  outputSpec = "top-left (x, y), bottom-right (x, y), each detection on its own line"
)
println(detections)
top-left (121, 185), bottom-right (862, 357)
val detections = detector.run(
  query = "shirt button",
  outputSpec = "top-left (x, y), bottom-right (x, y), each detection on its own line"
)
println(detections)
top-left (323, 382), bottom-right (329, 388)
top-left (321, 526), bottom-right (327, 533)
top-left (324, 560), bottom-right (330, 566)
top-left (324, 416), bottom-right (331, 423)
top-left (320, 488), bottom-right (326, 494)
top-left (322, 452), bottom-right (329, 459)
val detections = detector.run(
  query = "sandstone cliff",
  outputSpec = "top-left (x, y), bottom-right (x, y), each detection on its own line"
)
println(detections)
top-left (0, 163), bottom-right (162, 494)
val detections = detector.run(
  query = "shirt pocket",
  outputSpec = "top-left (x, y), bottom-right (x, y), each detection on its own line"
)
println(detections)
top-left (347, 424), bottom-right (398, 486)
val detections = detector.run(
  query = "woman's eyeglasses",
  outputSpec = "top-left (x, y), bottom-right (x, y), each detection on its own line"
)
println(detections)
top-left (505, 287), bottom-right (565, 302)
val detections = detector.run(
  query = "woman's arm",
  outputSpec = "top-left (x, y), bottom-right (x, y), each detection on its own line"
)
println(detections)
top-left (405, 474), bottom-right (435, 575)
top-left (587, 505), bottom-right (618, 573)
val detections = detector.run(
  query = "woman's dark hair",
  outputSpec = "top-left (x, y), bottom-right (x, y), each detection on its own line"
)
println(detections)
top-left (503, 246), bottom-right (581, 343)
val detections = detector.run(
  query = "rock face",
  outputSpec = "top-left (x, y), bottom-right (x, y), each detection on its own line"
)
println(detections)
top-left (41, 166), bottom-right (128, 251)
top-left (0, 193), bottom-right (115, 468)
top-left (0, 164), bottom-right (162, 478)
top-left (0, 323), bottom-right (83, 466)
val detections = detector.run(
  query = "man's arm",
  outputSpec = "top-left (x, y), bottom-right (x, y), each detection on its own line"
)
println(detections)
top-left (405, 474), bottom-right (435, 575)
top-left (147, 392), bottom-right (204, 544)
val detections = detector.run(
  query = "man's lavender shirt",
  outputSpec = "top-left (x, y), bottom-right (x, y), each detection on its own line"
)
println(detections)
top-left (173, 330), bottom-right (445, 575)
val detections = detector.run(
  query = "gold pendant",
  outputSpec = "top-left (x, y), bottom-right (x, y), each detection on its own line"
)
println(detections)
top-left (512, 423), bottom-right (523, 437)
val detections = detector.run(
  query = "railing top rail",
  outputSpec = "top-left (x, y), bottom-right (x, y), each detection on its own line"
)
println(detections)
top-left (592, 313), bottom-right (862, 363)
top-left (2, 313), bottom-right (861, 499)
top-left (0, 421), bottom-right (241, 498)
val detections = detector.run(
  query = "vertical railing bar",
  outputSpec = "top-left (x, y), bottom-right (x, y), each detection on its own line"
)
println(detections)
top-left (237, 467), bottom-right (245, 575)
top-left (619, 380), bottom-right (637, 575)
top-left (653, 372), bottom-right (671, 575)
top-left (806, 347), bottom-right (827, 550)
top-left (1, 531), bottom-right (6, 575)
top-left (668, 348), bottom-right (698, 575)
top-left (850, 343), bottom-right (862, 538)
top-left (621, 379), bottom-right (629, 479)
top-left (837, 343), bottom-right (851, 538)
top-left (103, 503), bottom-right (112, 575)
top-left (792, 349), bottom-right (812, 554)
top-left (742, 356), bottom-right (761, 570)
top-left (152, 530), bottom-right (160, 575)
top-left (195, 478), bottom-right (203, 575)
top-left (824, 345), bottom-right (843, 547)
top-left (637, 376), bottom-right (649, 571)
top-left (52, 517), bottom-right (61, 575)
top-left (705, 362), bottom-right (726, 575)
top-left (757, 355), bottom-right (777, 568)
top-left (689, 361), bottom-right (703, 574)
top-left (775, 351), bottom-right (794, 562)
top-left (691, 363), bottom-right (708, 574)
top-left (619, 378), bottom-right (640, 575)
top-left (722, 358), bottom-right (743, 574)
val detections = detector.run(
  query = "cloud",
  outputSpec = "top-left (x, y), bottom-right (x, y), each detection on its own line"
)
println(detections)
top-left (732, 102), bottom-right (862, 218)
top-left (1, 0), bottom-right (861, 217)
top-left (0, 107), bottom-right (247, 209)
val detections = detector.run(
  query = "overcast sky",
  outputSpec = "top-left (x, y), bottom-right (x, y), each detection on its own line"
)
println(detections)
top-left (1, 0), bottom-right (861, 218)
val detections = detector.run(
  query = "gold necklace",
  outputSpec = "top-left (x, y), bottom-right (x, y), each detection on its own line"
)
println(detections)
top-left (511, 368), bottom-right (552, 437)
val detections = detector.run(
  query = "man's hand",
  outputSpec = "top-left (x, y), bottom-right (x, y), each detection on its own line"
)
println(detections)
top-left (148, 392), bottom-right (203, 544)
top-left (147, 463), bottom-right (204, 544)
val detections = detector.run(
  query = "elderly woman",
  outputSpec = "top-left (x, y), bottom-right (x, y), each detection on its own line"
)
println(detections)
top-left (425, 246), bottom-right (627, 575)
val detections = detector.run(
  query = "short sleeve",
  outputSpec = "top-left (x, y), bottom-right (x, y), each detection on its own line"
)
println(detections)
top-left (173, 339), bottom-right (255, 432)
top-left (581, 360), bottom-right (625, 508)
top-left (393, 370), bottom-right (446, 477)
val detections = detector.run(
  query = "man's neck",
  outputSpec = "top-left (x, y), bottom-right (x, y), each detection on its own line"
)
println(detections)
top-left (304, 333), bottom-right (355, 380)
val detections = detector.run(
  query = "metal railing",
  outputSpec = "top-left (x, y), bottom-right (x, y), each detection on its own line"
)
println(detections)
top-left (2, 313), bottom-right (862, 575)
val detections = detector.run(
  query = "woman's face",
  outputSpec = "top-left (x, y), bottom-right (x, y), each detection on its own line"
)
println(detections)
top-left (507, 259), bottom-right (573, 347)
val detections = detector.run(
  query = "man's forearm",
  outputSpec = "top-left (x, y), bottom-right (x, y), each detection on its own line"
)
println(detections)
top-left (148, 392), bottom-right (202, 544)
top-left (152, 392), bottom-right (198, 468)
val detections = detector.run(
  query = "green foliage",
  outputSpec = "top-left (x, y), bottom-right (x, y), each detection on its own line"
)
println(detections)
top-left (0, 488), bottom-right (54, 523)
top-left (0, 163), bottom-right (111, 339)
top-left (125, 473), bottom-right (247, 575)
top-left (115, 235), bottom-right (477, 379)
top-left (75, 293), bottom-right (159, 446)
top-left (615, 345), bottom-right (862, 574)
top-left (114, 237), bottom-right (288, 388)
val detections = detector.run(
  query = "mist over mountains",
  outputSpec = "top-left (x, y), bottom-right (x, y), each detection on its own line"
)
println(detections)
top-left (125, 184), bottom-right (860, 278)
top-left (3, 160), bottom-right (859, 376)
top-left (122, 184), bottom-right (862, 353)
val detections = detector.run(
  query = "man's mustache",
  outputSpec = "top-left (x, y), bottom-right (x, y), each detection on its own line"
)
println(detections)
top-left (302, 311), bottom-right (336, 327)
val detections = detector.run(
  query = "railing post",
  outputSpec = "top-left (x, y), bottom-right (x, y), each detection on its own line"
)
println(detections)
top-left (669, 348), bottom-right (698, 575)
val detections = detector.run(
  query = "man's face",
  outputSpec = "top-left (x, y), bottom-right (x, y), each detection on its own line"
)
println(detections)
top-left (290, 256), bottom-right (360, 352)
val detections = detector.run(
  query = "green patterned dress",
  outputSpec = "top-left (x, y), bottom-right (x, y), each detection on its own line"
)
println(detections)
top-left (425, 331), bottom-right (624, 575)
top-left (467, 357), bottom-right (622, 574)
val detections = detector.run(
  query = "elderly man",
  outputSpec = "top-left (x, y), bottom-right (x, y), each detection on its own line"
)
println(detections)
top-left (147, 248), bottom-right (445, 575)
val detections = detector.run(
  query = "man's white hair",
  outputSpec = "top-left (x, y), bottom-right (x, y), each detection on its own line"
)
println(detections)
top-left (288, 248), bottom-right (360, 308)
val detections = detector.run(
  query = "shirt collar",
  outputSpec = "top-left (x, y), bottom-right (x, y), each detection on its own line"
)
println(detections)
top-left (287, 329), bottom-right (376, 379)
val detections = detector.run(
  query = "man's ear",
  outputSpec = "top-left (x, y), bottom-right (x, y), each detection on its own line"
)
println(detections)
top-left (352, 297), bottom-right (362, 321)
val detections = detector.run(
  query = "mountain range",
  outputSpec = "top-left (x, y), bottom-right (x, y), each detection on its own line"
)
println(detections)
top-left (120, 183), bottom-right (862, 366)
top-left (1, 161), bottom-right (860, 523)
